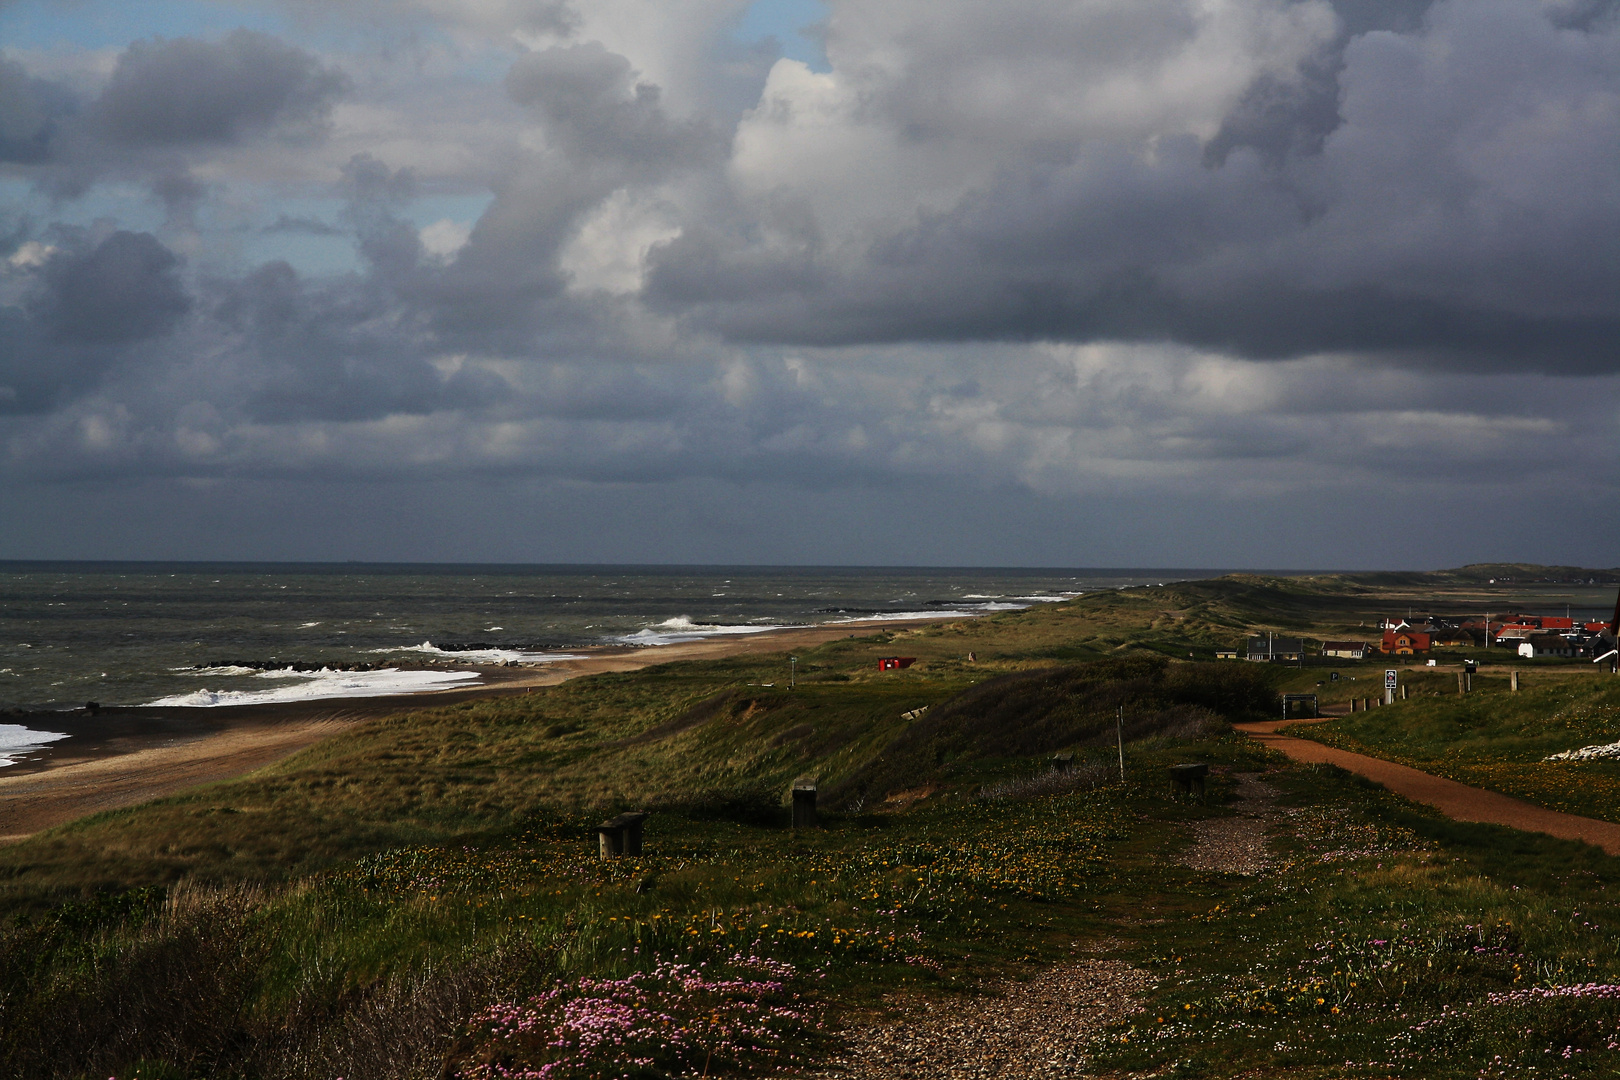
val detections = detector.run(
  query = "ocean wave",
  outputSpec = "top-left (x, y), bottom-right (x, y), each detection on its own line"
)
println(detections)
top-left (830, 605), bottom-right (1026, 623)
top-left (373, 642), bottom-right (587, 664)
top-left (0, 723), bottom-right (69, 767)
top-left (620, 616), bottom-right (798, 646)
top-left (1013, 593), bottom-right (1083, 602)
top-left (144, 667), bottom-right (481, 707)
top-left (173, 665), bottom-right (266, 677)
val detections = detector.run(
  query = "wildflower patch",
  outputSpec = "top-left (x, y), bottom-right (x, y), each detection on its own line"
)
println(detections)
top-left (449, 956), bottom-right (819, 1079)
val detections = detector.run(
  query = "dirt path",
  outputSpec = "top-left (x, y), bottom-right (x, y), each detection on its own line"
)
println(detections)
top-left (1236, 720), bottom-right (1620, 855)
top-left (803, 959), bottom-right (1152, 1079)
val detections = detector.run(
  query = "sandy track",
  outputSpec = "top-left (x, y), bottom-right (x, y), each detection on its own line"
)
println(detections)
top-left (0, 618), bottom-right (949, 842)
top-left (1236, 720), bottom-right (1620, 855)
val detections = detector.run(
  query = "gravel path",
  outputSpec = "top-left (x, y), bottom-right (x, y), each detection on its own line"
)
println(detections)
top-left (1179, 772), bottom-right (1278, 876)
top-left (802, 959), bottom-right (1153, 1079)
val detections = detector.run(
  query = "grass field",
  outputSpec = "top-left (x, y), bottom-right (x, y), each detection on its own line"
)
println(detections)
top-left (7, 570), bottom-right (1620, 1079)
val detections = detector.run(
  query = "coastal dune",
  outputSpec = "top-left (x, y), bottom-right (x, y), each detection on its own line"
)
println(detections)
top-left (0, 618), bottom-right (945, 842)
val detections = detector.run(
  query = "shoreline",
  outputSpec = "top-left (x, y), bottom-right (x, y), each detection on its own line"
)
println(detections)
top-left (0, 617), bottom-right (952, 842)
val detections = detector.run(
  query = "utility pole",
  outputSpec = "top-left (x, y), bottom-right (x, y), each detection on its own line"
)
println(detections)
top-left (1116, 706), bottom-right (1125, 784)
top-left (789, 656), bottom-right (797, 689)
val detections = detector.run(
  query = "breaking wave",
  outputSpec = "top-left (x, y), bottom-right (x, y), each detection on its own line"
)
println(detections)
top-left (144, 667), bottom-right (481, 707)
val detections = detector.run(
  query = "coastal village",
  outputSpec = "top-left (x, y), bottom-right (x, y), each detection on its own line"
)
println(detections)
top-left (1227, 608), bottom-right (1619, 664)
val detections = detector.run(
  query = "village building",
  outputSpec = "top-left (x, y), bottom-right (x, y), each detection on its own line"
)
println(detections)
top-left (1517, 633), bottom-right (1592, 659)
top-left (1381, 629), bottom-right (1431, 655)
top-left (1247, 635), bottom-right (1303, 662)
top-left (1214, 647), bottom-right (1238, 660)
top-left (1320, 640), bottom-right (1369, 660)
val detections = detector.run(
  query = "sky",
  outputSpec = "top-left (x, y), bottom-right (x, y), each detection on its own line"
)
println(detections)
top-left (1, 0), bottom-right (1617, 568)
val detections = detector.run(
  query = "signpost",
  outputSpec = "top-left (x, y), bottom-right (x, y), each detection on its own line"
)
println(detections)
top-left (1385, 668), bottom-right (1397, 706)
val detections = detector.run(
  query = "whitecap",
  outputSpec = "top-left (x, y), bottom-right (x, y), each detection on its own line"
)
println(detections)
top-left (0, 723), bottom-right (69, 767)
top-left (374, 641), bottom-right (586, 664)
top-left (143, 667), bottom-right (481, 707)
top-left (831, 604), bottom-right (1026, 623)
top-left (620, 616), bottom-right (798, 646)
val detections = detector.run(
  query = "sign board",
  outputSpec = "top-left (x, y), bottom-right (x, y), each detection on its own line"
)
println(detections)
top-left (1330, 672), bottom-right (1340, 682)
top-left (1385, 669), bottom-right (1398, 689)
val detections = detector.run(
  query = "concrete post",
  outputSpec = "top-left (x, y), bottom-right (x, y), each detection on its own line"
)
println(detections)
top-left (1511, 670), bottom-right (1520, 692)
top-left (1401, 685), bottom-right (1408, 700)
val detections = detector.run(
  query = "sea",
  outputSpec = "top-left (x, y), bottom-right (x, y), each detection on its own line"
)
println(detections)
top-left (0, 562), bottom-right (1222, 765)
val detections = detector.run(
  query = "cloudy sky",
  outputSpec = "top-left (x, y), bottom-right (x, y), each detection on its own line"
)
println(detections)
top-left (1, 0), bottom-right (1616, 567)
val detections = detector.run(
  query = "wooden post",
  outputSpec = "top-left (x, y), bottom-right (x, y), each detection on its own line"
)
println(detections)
top-left (1457, 672), bottom-right (1466, 694)
top-left (1511, 670), bottom-right (1520, 692)
top-left (596, 812), bottom-right (648, 858)
top-left (791, 781), bottom-right (818, 828)
top-left (1401, 685), bottom-right (1407, 700)
top-left (1116, 706), bottom-right (1125, 784)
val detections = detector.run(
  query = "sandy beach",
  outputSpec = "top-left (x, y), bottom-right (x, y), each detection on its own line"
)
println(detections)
top-left (0, 618), bottom-right (949, 842)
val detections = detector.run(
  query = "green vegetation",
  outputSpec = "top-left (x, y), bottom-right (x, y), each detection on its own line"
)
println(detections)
top-left (1099, 771), bottom-right (1620, 1078)
top-left (6, 569), bottom-right (1620, 1078)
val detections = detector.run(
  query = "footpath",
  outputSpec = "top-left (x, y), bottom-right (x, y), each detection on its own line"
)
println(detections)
top-left (1235, 718), bottom-right (1620, 855)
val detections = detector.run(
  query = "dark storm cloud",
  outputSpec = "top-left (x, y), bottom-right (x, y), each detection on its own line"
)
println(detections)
top-left (0, 230), bottom-right (190, 413)
top-left (644, 0), bottom-right (1620, 373)
top-left (3, 0), bottom-right (1617, 550)
top-left (89, 29), bottom-right (349, 146)
top-left (0, 57), bottom-right (76, 164)
top-left (35, 230), bottom-right (191, 344)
